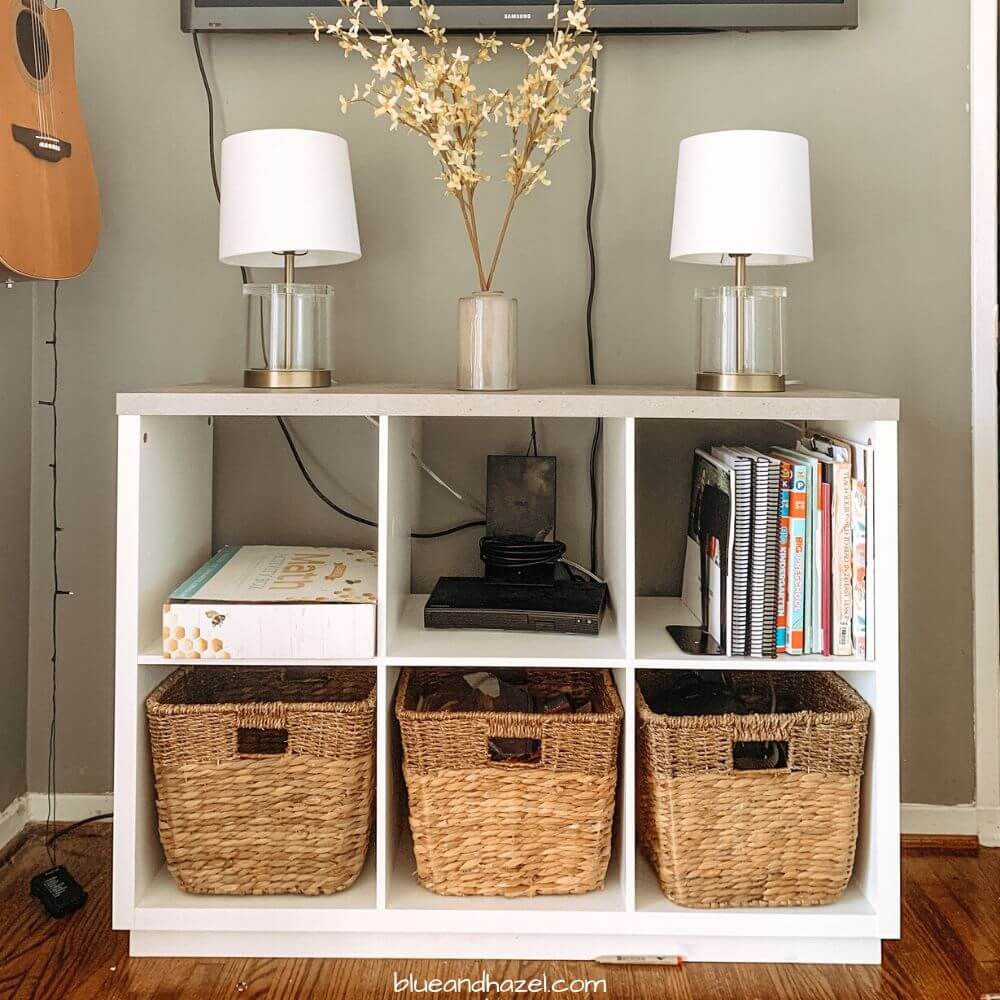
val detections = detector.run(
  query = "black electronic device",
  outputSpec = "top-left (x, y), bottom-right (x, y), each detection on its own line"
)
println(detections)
top-left (486, 455), bottom-right (556, 541)
top-left (424, 576), bottom-right (608, 635)
top-left (181, 0), bottom-right (858, 34)
top-left (484, 455), bottom-right (557, 586)
top-left (30, 865), bottom-right (87, 918)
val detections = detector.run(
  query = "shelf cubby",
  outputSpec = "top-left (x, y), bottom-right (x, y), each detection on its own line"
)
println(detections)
top-left (380, 414), bottom-right (632, 665)
top-left (633, 415), bottom-right (890, 672)
top-left (380, 664), bottom-right (632, 915)
top-left (125, 413), bottom-right (380, 663)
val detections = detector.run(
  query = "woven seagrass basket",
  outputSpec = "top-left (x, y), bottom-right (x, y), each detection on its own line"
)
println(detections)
top-left (396, 668), bottom-right (623, 897)
top-left (147, 666), bottom-right (376, 896)
top-left (637, 670), bottom-right (870, 909)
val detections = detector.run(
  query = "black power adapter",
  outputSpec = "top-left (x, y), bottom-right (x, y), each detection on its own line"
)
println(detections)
top-left (30, 865), bottom-right (87, 918)
top-left (484, 456), bottom-right (558, 586)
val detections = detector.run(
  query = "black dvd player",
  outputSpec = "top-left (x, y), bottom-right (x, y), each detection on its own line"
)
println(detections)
top-left (424, 577), bottom-right (608, 636)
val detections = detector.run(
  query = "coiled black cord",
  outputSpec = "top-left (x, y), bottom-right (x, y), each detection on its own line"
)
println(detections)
top-left (479, 536), bottom-right (567, 572)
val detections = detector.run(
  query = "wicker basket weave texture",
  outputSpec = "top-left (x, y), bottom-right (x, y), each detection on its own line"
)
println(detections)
top-left (637, 671), bottom-right (870, 909)
top-left (147, 667), bottom-right (376, 896)
top-left (396, 668), bottom-right (623, 898)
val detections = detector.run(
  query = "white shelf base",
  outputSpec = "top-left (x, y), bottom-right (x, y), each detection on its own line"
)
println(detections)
top-left (387, 594), bottom-right (627, 666)
top-left (127, 929), bottom-right (883, 964)
top-left (635, 597), bottom-right (873, 670)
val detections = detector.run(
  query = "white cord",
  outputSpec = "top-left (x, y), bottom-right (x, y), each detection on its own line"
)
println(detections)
top-left (776, 419), bottom-right (808, 435)
top-left (363, 416), bottom-right (487, 516)
top-left (561, 557), bottom-right (605, 584)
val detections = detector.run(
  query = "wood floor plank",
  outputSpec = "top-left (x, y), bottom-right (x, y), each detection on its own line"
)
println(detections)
top-left (1, 829), bottom-right (996, 1000)
top-left (908, 852), bottom-right (1000, 964)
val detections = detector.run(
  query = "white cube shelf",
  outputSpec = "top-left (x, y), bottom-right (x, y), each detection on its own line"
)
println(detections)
top-left (114, 384), bottom-right (899, 964)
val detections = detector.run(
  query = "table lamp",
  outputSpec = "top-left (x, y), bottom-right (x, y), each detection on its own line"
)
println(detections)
top-left (670, 130), bottom-right (813, 392)
top-left (219, 128), bottom-right (361, 389)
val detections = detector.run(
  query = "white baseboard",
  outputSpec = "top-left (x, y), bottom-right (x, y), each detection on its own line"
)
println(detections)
top-left (25, 792), bottom-right (114, 824)
top-left (977, 806), bottom-right (1000, 846)
top-left (0, 792), bottom-right (114, 854)
top-left (0, 795), bottom-right (29, 852)
top-left (901, 802), bottom-right (978, 836)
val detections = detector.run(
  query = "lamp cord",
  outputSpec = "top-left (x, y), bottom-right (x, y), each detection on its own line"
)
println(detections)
top-left (192, 32), bottom-right (485, 541)
top-left (522, 51), bottom-right (601, 574)
top-left (586, 54), bottom-right (601, 574)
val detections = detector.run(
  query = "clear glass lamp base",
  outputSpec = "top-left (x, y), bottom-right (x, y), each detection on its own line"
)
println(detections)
top-left (243, 283), bottom-right (335, 390)
top-left (695, 285), bottom-right (787, 394)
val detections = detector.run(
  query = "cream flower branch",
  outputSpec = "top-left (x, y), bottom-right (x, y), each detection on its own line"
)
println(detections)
top-left (311, 0), bottom-right (598, 290)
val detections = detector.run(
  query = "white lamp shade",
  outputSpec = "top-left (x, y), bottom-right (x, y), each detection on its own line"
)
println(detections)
top-left (669, 130), bottom-right (813, 266)
top-left (219, 128), bottom-right (362, 268)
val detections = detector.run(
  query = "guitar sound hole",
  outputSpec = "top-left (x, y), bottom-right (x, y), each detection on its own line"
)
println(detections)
top-left (15, 10), bottom-right (50, 81)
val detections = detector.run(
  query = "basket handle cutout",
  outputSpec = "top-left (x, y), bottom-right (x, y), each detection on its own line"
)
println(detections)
top-left (733, 740), bottom-right (789, 772)
top-left (487, 736), bottom-right (542, 766)
top-left (237, 727), bottom-right (289, 756)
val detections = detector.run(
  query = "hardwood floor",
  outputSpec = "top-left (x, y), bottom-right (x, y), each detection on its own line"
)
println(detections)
top-left (0, 825), bottom-right (997, 999)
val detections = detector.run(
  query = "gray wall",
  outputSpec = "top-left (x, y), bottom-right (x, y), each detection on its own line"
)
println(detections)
top-left (1, 284), bottom-right (32, 812)
top-left (27, 0), bottom-right (973, 805)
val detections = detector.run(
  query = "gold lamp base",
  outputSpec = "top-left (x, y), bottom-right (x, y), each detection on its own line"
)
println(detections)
top-left (244, 369), bottom-right (333, 389)
top-left (697, 372), bottom-right (785, 393)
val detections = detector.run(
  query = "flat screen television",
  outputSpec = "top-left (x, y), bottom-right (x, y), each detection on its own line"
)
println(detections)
top-left (180, 0), bottom-right (857, 33)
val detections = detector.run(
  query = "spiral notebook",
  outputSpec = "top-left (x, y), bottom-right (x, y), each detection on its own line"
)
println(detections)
top-left (711, 447), bottom-right (753, 656)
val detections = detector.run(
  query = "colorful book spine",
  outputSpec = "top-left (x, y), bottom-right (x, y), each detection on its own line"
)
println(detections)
top-left (775, 462), bottom-right (791, 653)
top-left (804, 457), bottom-right (822, 654)
top-left (821, 481), bottom-right (832, 657)
top-left (851, 480), bottom-right (868, 657)
top-left (830, 462), bottom-right (854, 655)
top-left (784, 462), bottom-right (808, 655)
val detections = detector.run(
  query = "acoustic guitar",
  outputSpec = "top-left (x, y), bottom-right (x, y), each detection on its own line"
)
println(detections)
top-left (1, 0), bottom-right (99, 281)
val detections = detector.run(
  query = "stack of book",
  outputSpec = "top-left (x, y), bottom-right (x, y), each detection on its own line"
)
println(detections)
top-left (679, 434), bottom-right (874, 659)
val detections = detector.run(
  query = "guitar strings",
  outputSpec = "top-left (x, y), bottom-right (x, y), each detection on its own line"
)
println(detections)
top-left (41, 3), bottom-right (51, 140)
top-left (33, 2), bottom-right (50, 142)
top-left (42, 2), bottom-right (55, 142)
top-left (48, 1), bottom-right (61, 141)
top-left (30, 2), bottom-right (43, 139)
top-left (38, 4), bottom-right (50, 140)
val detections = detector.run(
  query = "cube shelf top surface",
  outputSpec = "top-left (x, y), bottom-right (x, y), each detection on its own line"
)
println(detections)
top-left (117, 384), bottom-right (900, 421)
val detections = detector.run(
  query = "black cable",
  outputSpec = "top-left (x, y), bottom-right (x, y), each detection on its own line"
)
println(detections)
top-left (38, 281), bottom-right (64, 865)
top-left (585, 55), bottom-right (600, 391)
top-left (276, 416), bottom-right (377, 528)
top-left (46, 813), bottom-right (112, 847)
top-left (193, 35), bottom-right (483, 543)
top-left (413, 518), bottom-right (487, 540)
top-left (42, 0), bottom-right (65, 869)
top-left (586, 54), bottom-right (601, 574)
top-left (480, 536), bottom-right (566, 571)
top-left (193, 33), bottom-right (249, 288)
top-left (526, 417), bottom-right (538, 457)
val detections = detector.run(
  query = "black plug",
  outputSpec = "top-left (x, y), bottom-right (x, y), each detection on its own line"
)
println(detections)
top-left (30, 865), bottom-right (87, 918)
